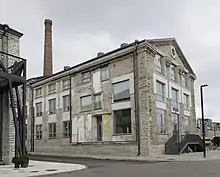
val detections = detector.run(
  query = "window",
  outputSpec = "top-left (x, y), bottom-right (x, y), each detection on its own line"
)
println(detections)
top-left (80, 95), bottom-right (92, 111)
top-left (114, 109), bottom-right (131, 134)
top-left (171, 88), bottom-right (178, 107)
top-left (94, 94), bottom-right (102, 110)
top-left (155, 54), bottom-right (164, 74)
top-left (48, 83), bottom-right (56, 94)
top-left (183, 93), bottom-right (190, 110)
top-left (101, 66), bottom-right (110, 81)
top-left (170, 64), bottom-right (176, 81)
top-left (156, 109), bottom-right (166, 134)
top-left (183, 116), bottom-right (190, 134)
top-left (182, 72), bottom-right (186, 86)
top-left (82, 72), bottom-right (91, 83)
top-left (35, 88), bottom-right (42, 98)
top-left (113, 80), bottom-right (130, 102)
top-left (36, 125), bottom-right (42, 139)
top-left (48, 99), bottom-right (56, 114)
top-left (156, 81), bottom-right (165, 102)
top-left (63, 121), bottom-right (70, 137)
top-left (63, 95), bottom-right (70, 112)
top-left (35, 102), bottom-right (42, 117)
top-left (48, 123), bottom-right (56, 138)
top-left (62, 79), bottom-right (70, 90)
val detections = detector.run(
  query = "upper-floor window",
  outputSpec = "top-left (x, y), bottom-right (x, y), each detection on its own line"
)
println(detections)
top-left (82, 72), bottom-right (91, 83)
top-left (183, 93), bottom-right (190, 110)
top-left (35, 88), bottom-right (42, 98)
top-left (101, 66), bottom-right (110, 81)
top-left (63, 95), bottom-right (70, 112)
top-left (156, 109), bottom-right (166, 134)
top-left (48, 83), bottom-right (56, 94)
top-left (170, 64), bottom-right (177, 81)
top-left (113, 80), bottom-right (130, 102)
top-left (155, 54), bottom-right (164, 74)
top-left (48, 98), bottom-right (56, 115)
top-left (171, 88), bottom-right (178, 107)
top-left (80, 95), bottom-right (92, 111)
top-left (94, 94), bottom-right (102, 110)
top-left (156, 80), bottom-right (165, 102)
top-left (62, 79), bottom-right (70, 90)
top-left (182, 72), bottom-right (186, 87)
top-left (35, 102), bottom-right (42, 117)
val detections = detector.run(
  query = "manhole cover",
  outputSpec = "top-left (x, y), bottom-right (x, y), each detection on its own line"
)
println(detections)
top-left (46, 169), bottom-right (57, 172)
top-left (30, 171), bottom-right (39, 173)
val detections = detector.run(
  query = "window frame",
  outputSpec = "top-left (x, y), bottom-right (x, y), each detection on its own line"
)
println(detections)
top-left (101, 66), bottom-right (110, 81)
top-left (62, 79), bottom-right (70, 90)
top-left (113, 80), bottom-right (130, 102)
top-left (48, 123), bottom-right (56, 139)
top-left (156, 80), bottom-right (165, 102)
top-left (48, 98), bottom-right (56, 115)
top-left (114, 108), bottom-right (132, 135)
top-left (183, 93), bottom-right (190, 110)
top-left (156, 109), bottom-right (166, 134)
top-left (36, 124), bottom-right (42, 140)
top-left (35, 88), bottom-right (42, 98)
top-left (63, 121), bottom-right (71, 138)
top-left (48, 83), bottom-right (56, 94)
top-left (82, 71), bottom-right (91, 83)
top-left (63, 95), bottom-right (70, 112)
top-left (155, 54), bottom-right (164, 74)
top-left (94, 94), bottom-right (102, 110)
top-left (171, 88), bottom-right (179, 107)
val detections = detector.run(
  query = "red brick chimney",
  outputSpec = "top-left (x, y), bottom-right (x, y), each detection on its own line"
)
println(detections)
top-left (43, 19), bottom-right (53, 76)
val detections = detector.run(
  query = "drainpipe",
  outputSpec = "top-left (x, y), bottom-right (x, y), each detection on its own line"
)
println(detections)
top-left (29, 85), bottom-right (35, 152)
top-left (133, 40), bottom-right (141, 156)
top-left (69, 74), bottom-right (72, 143)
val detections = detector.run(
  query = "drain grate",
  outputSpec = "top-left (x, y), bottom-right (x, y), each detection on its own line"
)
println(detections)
top-left (46, 169), bottom-right (57, 172)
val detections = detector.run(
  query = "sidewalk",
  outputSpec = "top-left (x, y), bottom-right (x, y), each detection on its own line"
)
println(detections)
top-left (0, 160), bottom-right (86, 177)
top-left (29, 150), bottom-right (220, 163)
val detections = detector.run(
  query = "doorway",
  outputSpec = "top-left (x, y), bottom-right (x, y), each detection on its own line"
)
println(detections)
top-left (96, 116), bottom-right (102, 141)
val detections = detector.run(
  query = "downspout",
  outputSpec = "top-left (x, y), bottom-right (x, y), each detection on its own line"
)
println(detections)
top-left (133, 40), bottom-right (141, 156)
top-left (29, 85), bottom-right (35, 152)
top-left (69, 74), bottom-right (72, 143)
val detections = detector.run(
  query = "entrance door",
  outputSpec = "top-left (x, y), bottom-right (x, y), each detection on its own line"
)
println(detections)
top-left (96, 116), bottom-right (102, 141)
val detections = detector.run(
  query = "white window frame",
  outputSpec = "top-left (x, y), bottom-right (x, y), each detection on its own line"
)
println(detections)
top-left (63, 121), bottom-right (70, 138)
top-left (48, 83), bottom-right (56, 94)
top-left (82, 72), bottom-right (91, 83)
top-left (35, 88), bottom-right (42, 98)
top-left (35, 102), bottom-right (42, 117)
top-left (155, 54), bottom-right (164, 74)
top-left (36, 124), bottom-right (42, 139)
top-left (171, 88), bottom-right (179, 107)
top-left (156, 109), bottom-right (166, 134)
top-left (156, 80), bottom-right (165, 102)
top-left (183, 93), bottom-right (190, 110)
top-left (62, 79), bottom-right (70, 90)
top-left (63, 95), bottom-right (70, 112)
top-left (101, 66), bottom-right (110, 81)
top-left (94, 94), bottom-right (102, 110)
top-left (113, 80), bottom-right (130, 102)
top-left (80, 95), bottom-right (92, 111)
top-left (48, 123), bottom-right (56, 138)
top-left (48, 98), bottom-right (56, 115)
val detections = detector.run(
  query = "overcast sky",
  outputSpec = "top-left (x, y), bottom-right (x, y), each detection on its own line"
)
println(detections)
top-left (1, 0), bottom-right (219, 121)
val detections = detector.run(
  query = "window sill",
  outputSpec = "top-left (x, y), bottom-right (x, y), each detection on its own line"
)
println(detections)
top-left (156, 99), bottom-right (166, 103)
top-left (113, 98), bottom-right (131, 103)
top-left (101, 79), bottom-right (109, 82)
top-left (155, 70), bottom-right (165, 76)
top-left (80, 109), bottom-right (92, 113)
top-left (94, 108), bottom-right (102, 111)
top-left (35, 139), bottom-right (42, 140)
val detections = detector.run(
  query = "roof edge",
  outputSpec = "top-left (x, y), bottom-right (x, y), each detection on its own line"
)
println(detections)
top-left (0, 24), bottom-right (23, 38)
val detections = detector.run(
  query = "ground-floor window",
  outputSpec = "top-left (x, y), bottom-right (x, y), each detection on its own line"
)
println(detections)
top-left (36, 124), bottom-right (42, 139)
top-left (48, 123), bottom-right (56, 138)
top-left (114, 108), bottom-right (131, 134)
top-left (183, 116), bottom-right (190, 134)
top-left (63, 121), bottom-right (71, 137)
top-left (156, 109), bottom-right (166, 133)
top-left (172, 113), bottom-right (179, 133)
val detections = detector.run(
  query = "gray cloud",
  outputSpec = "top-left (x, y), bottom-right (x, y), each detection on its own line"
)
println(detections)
top-left (1, 0), bottom-right (219, 120)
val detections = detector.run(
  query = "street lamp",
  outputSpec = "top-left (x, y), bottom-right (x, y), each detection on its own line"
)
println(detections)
top-left (200, 84), bottom-right (208, 158)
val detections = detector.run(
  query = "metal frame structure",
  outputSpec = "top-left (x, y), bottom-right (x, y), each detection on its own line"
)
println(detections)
top-left (0, 50), bottom-right (27, 160)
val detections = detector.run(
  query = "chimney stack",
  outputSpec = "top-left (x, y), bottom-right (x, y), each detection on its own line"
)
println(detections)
top-left (43, 19), bottom-right (53, 76)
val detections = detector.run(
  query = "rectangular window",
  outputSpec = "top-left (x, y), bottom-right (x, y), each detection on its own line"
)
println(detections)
top-left (63, 95), bottom-right (70, 112)
top-left (171, 88), bottom-right (178, 107)
top-left (183, 93), bottom-right (190, 110)
top-left (156, 109), bottom-right (166, 134)
top-left (63, 121), bottom-right (71, 138)
top-left (82, 72), bottom-right (91, 83)
top-left (113, 80), bottom-right (130, 102)
top-left (36, 124), bottom-right (42, 139)
top-left (35, 88), bottom-right (42, 98)
top-left (182, 72), bottom-right (186, 86)
top-left (80, 95), bottom-right (92, 111)
top-left (35, 102), bottom-right (42, 117)
top-left (48, 83), bottom-right (56, 94)
top-left (94, 94), bottom-right (102, 110)
top-left (48, 123), bottom-right (56, 138)
top-left (156, 81), bottom-right (165, 102)
top-left (62, 79), bottom-right (70, 90)
top-left (48, 99), bottom-right (56, 114)
top-left (101, 66), bottom-right (110, 81)
top-left (172, 113), bottom-right (179, 132)
top-left (155, 54), bottom-right (164, 74)
top-left (170, 64), bottom-right (177, 81)
top-left (114, 109), bottom-right (131, 134)
top-left (183, 116), bottom-right (190, 134)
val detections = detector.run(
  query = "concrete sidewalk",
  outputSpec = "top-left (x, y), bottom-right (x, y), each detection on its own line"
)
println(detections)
top-left (29, 150), bottom-right (220, 163)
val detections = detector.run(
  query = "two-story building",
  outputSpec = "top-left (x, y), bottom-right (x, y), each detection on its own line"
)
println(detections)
top-left (27, 38), bottom-right (196, 156)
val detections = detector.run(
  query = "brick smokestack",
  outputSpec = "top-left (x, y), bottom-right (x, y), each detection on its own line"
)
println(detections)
top-left (43, 19), bottom-right (53, 76)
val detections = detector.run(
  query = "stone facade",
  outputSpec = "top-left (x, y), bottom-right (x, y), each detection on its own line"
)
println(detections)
top-left (27, 38), bottom-right (196, 157)
top-left (0, 24), bottom-right (23, 164)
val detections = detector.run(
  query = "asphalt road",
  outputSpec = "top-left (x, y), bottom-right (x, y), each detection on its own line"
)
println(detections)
top-left (32, 156), bottom-right (220, 177)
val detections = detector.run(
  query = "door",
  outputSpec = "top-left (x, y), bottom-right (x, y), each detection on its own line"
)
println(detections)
top-left (97, 116), bottom-right (102, 141)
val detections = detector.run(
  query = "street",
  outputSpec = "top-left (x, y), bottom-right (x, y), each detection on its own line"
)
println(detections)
top-left (32, 156), bottom-right (220, 177)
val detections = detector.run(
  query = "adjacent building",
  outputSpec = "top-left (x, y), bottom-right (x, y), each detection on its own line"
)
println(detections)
top-left (26, 32), bottom-right (197, 156)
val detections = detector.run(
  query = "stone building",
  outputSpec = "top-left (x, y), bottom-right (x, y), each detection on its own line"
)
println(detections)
top-left (0, 23), bottom-right (23, 164)
top-left (26, 32), bottom-right (197, 156)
